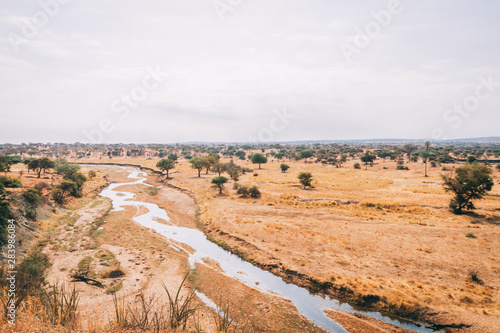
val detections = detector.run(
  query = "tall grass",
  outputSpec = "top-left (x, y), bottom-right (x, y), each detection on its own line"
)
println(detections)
top-left (41, 283), bottom-right (80, 328)
top-left (162, 272), bottom-right (197, 330)
top-left (111, 272), bottom-right (197, 332)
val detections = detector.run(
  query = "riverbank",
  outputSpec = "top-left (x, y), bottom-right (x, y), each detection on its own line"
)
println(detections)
top-left (69, 157), bottom-right (500, 333)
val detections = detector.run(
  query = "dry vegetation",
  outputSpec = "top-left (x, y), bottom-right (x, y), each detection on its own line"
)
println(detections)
top-left (76, 152), bottom-right (500, 332)
top-left (1, 142), bottom-right (499, 332)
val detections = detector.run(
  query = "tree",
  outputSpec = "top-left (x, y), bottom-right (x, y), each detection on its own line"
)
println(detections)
top-left (403, 144), bottom-right (417, 161)
top-left (202, 156), bottom-right (216, 174)
top-left (168, 153), bottom-right (178, 161)
top-left (189, 157), bottom-right (204, 177)
top-left (360, 151), bottom-right (375, 170)
top-left (467, 156), bottom-right (477, 164)
top-left (251, 153), bottom-right (268, 169)
top-left (441, 163), bottom-right (493, 214)
top-left (156, 158), bottom-right (176, 179)
top-left (422, 141), bottom-right (431, 177)
top-left (299, 150), bottom-right (314, 162)
top-left (298, 172), bottom-right (313, 189)
top-left (0, 155), bottom-right (10, 174)
top-left (235, 151), bottom-right (246, 160)
top-left (226, 163), bottom-right (241, 182)
top-left (280, 164), bottom-right (290, 173)
top-left (28, 159), bottom-right (43, 178)
top-left (0, 183), bottom-right (11, 245)
top-left (39, 157), bottom-right (55, 174)
top-left (211, 176), bottom-right (228, 194)
top-left (211, 162), bottom-right (226, 176)
top-left (337, 154), bottom-right (347, 168)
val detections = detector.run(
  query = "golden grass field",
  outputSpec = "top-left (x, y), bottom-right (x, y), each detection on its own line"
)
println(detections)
top-left (71, 154), bottom-right (500, 332)
top-left (2, 154), bottom-right (499, 332)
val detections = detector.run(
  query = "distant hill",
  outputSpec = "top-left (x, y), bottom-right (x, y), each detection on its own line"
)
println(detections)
top-left (176, 137), bottom-right (500, 146)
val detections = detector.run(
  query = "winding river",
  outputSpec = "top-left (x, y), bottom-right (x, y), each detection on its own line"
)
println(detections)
top-left (99, 166), bottom-right (437, 333)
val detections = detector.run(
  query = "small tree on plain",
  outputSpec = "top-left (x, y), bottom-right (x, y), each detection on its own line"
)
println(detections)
top-left (298, 172), bottom-right (313, 189)
top-left (211, 162), bottom-right (226, 176)
top-left (156, 158), bottom-right (176, 179)
top-left (251, 153), bottom-right (268, 169)
top-left (189, 157), bottom-right (204, 177)
top-left (211, 176), bottom-right (228, 194)
top-left (441, 163), bottom-right (493, 214)
top-left (280, 164), bottom-right (290, 173)
top-left (360, 152), bottom-right (375, 170)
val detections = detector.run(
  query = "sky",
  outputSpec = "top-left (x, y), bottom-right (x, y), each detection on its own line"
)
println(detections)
top-left (0, 0), bottom-right (499, 144)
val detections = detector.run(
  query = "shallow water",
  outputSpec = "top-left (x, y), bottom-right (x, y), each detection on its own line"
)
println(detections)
top-left (99, 166), bottom-right (437, 333)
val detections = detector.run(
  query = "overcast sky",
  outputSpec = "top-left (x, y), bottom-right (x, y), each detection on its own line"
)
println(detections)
top-left (1, 0), bottom-right (499, 144)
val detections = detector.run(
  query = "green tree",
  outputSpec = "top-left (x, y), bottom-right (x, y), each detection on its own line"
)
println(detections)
top-left (235, 151), bottom-right (246, 160)
top-left (251, 153), bottom-right (268, 169)
top-left (168, 153), bottom-right (178, 161)
top-left (39, 157), bottom-right (55, 175)
top-left (422, 141), bottom-right (431, 177)
top-left (360, 151), bottom-right (375, 170)
top-left (189, 157), bottom-right (204, 177)
top-left (280, 164), bottom-right (290, 173)
top-left (211, 162), bottom-right (226, 176)
top-left (298, 172), bottom-right (313, 189)
top-left (299, 150), bottom-right (314, 161)
top-left (0, 155), bottom-right (10, 174)
top-left (202, 156), bottom-right (216, 174)
top-left (441, 163), bottom-right (494, 214)
top-left (156, 158), bottom-right (176, 179)
top-left (211, 176), bottom-right (228, 194)
top-left (0, 183), bottom-right (11, 245)
top-left (28, 159), bottom-right (43, 178)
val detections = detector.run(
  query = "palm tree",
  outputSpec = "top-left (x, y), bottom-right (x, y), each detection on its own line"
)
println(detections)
top-left (424, 141), bottom-right (431, 177)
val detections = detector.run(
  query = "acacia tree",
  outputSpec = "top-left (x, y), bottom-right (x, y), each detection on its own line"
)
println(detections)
top-left (211, 176), bottom-right (228, 194)
top-left (280, 164), bottom-right (290, 173)
top-left (28, 159), bottom-right (43, 178)
top-left (441, 163), bottom-right (493, 214)
top-left (360, 151), bottom-right (375, 170)
top-left (298, 172), bottom-right (313, 189)
top-left (211, 162), bottom-right (226, 176)
top-left (189, 157), bottom-right (204, 177)
top-left (251, 153), bottom-right (267, 169)
top-left (422, 141), bottom-right (431, 177)
top-left (156, 158), bottom-right (176, 179)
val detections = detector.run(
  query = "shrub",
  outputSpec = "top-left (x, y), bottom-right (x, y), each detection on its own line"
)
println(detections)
top-left (0, 176), bottom-right (22, 188)
top-left (396, 165), bottom-right (409, 170)
top-left (468, 269), bottom-right (483, 285)
top-left (241, 167), bottom-right (253, 173)
top-left (237, 185), bottom-right (261, 198)
top-left (441, 163), bottom-right (494, 213)
top-left (280, 164), bottom-right (290, 173)
top-left (22, 188), bottom-right (42, 206)
top-left (298, 172), bottom-right (313, 189)
top-left (354, 163), bottom-right (361, 169)
top-left (249, 186), bottom-right (261, 198)
top-left (51, 188), bottom-right (65, 204)
top-left (35, 181), bottom-right (50, 192)
top-left (25, 207), bottom-right (37, 220)
top-left (88, 170), bottom-right (97, 179)
top-left (496, 164), bottom-right (500, 171)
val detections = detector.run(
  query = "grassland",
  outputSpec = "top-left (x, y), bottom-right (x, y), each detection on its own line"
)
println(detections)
top-left (72, 154), bottom-right (500, 332)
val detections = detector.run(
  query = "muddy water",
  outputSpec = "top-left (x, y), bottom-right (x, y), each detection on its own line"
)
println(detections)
top-left (100, 166), bottom-right (436, 333)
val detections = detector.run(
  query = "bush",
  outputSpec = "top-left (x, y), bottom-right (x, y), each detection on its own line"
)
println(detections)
top-left (298, 172), bottom-right (313, 189)
top-left (441, 163), bottom-right (493, 213)
top-left (88, 170), bottom-right (97, 179)
top-left (354, 163), bottom-right (361, 169)
top-left (35, 181), bottom-right (50, 192)
top-left (25, 207), bottom-right (37, 220)
top-left (0, 176), bottom-right (22, 188)
top-left (241, 167), bottom-right (253, 173)
top-left (280, 164), bottom-right (290, 173)
top-left (22, 188), bottom-right (42, 206)
top-left (51, 188), bottom-right (65, 204)
top-left (237, 185), bottom-right (261, 198)
top-left (396, 165), bottom-right (409, 170)
top-left (496, 164), bottom-right (500, 171)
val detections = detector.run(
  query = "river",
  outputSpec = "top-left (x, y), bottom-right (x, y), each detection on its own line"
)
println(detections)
top-left (99, 166), bottom-right (437, 333)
